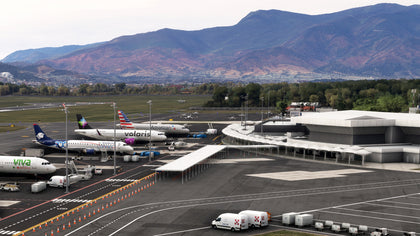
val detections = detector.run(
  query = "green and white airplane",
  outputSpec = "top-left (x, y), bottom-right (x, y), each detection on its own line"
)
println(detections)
top-left (0, 156), bottom-right (56, 174)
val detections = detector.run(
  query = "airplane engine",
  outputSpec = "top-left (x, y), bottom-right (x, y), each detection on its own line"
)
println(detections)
top-left (124, 138), bottom-right (135, 145)
top-left (83, 149), bottom-right (95, 155)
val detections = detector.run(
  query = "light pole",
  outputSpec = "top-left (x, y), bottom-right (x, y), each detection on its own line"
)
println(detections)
top-left (63, 103), bottom-right (69, 193)
top-left (147, 100), bottom-right (152, 162)
top-left (113, 102), bottom-right (117, 175)
top-left (261, 97), bottom-right (264, 135)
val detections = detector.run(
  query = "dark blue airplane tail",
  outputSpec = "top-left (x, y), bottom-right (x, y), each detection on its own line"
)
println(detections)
top-left (33, 124), bottom-right (55, 145)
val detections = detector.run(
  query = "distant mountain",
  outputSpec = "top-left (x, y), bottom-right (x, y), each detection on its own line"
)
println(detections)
top-left (3, 3), bottom-right (420, 83)
top-left (1, 42), bottom-right (104, 64)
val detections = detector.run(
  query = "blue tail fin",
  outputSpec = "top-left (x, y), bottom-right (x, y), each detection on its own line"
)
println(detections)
top-left (33, 124), bottom-right (53, 142)
top-left (76, 114), bottom-right (93, 129)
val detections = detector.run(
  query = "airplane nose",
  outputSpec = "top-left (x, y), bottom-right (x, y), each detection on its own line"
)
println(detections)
top-left (50, 165), bottom-right (57, 173)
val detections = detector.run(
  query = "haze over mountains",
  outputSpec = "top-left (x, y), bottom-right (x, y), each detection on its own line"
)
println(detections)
top-left (2, 3), bottom-right (419, 84)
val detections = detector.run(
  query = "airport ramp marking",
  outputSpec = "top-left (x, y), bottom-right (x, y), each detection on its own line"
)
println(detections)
top-left (247, 169), bottom-right (372, 181)
top-left (52, 199), bottom-right (90, 203)
top-left (105, 179), bottom-right (138, 182)
top-left (211, 158), bottom-right (274, 164)
top-left (0, 230), bottom-right (20, 235)
top-left (0, 201), bottom-right (19, 207)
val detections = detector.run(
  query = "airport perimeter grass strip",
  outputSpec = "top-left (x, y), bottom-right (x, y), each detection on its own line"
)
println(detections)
top-left (0, 95), bottom-right (211, 123)
top-left (0, 126), bottom-right (25, 133)
top-left (14, 172), bottom-right (157, 236)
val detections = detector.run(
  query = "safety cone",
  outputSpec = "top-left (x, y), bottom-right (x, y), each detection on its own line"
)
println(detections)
top-left (106, 203), bottom-right (108, 208)
top-left (63, 224), bottom-right (66, 230)
top-left (81, 205), bottom-right (84, 210)
top-left (62, 215), bottom-right (64, 219)
top-left (102, 205), bottom-right (104, 211)
top-left (32, 227), bottom-right (36, 232)
top-left (68, 221), bottom-right (71, 228)
top-left (97, 207), bottom-right (100, 213)
top-left (84, 214), bottom-right (86, 220)
top-left (67, 212), bottom-right (70, 217)
top-left (88, 212), bottom-right (91, 217)
top-left (51, 230), bottom-right (54, 236)
top-left (73, 219), bottom-right (76, 225)
top-left (93, 209), bottom-right (96, 215)
top-left (110, 202), bottom-right (113, 207)
top-left (39, 225), bottom-right (42, 230)
top-left (57, 227), bottom-right (60, 233)
top-left (77, 208), bottom-right (79, 212)
top-left (79, 216), bottom-right (81, 222)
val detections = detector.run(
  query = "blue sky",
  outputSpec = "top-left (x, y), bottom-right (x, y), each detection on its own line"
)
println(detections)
top-left (0, 0), bottom-right (418, 59)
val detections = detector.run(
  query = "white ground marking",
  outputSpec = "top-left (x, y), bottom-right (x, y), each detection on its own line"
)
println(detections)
top-left (158, 158), bottom-right (274, 165)
top-left (0, 201), bottom-right (19, 207)
top-left (152, 226), bottom-right (210, 236)
top-left (210, 158), bottom-right (274, 164)
top-left (247, 169), bottom-right (372, 181)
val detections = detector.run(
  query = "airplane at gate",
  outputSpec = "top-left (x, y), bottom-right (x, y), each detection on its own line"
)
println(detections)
top-left (74, 114), bottom-right (167, 144)
top-left (33, 124), bottom-right (134, 154)
top-left (0, 156), bottom-right (56, 175)
top-left (117, 110), bottom-right (190, 135)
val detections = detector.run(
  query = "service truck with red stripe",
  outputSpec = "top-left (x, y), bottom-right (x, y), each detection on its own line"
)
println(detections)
top-left (212, 213), bottom-right (249, 231)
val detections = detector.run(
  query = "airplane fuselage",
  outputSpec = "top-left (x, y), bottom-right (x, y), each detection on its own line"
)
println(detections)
top-left (74, 129), bottom-right (167, 142)
top-left (35, 139), bottom-right (134, 154)
top-left (117, 124), bottom-right (189, 134)
top-left (0, 156), bottom-right (56, 174)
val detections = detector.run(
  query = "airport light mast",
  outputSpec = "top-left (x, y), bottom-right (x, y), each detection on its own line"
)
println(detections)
top-left (63, 103), bottom-right (69, 193)
top-left (113, 102), bottom-right (117, 175)
top-left (147, 100), bottom-right (152, 162)
top-left (261, 96), bottom-right (264, 135)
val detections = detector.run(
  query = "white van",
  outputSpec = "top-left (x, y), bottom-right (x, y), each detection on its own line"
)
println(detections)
top-left (212, 213), bottom-right (249, 231)
top-left (239, 210), bottom-right (269, 228)
top-left (47, 175), bottom-right (81, 188)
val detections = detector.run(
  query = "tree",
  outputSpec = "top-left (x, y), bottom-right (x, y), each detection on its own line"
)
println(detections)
top-left (212, 85), bottom-right (228, 106)
top-left (376, 94), bottom-right (406, 112)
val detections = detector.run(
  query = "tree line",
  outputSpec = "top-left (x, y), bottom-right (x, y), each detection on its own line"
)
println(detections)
top-left (206, 79), bottom-right (420, 113)
top-left (2, 79), bottom-right (420, 112)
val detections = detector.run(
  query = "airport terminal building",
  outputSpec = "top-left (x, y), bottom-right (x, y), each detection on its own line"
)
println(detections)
top-left (223, 110), bottom-right (420, 164)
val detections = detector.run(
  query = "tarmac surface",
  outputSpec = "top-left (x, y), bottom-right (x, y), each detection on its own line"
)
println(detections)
top-left (0, 111), bottom-right (419, 235)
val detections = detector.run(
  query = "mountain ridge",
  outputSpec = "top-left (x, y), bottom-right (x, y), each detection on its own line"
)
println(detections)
top-left (2, 3), bottom-right (419, 83)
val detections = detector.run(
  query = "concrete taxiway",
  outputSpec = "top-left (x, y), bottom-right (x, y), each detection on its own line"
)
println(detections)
top-left (0, 112), bottom-right (419, 236)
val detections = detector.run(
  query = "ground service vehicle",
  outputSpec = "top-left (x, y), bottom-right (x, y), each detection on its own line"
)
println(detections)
top-left (238, 210), bottom-right (269, 228)
top-left (47, 175), bottom-right (82, 188)
top-left (212, 213), bottom-right (249, 231)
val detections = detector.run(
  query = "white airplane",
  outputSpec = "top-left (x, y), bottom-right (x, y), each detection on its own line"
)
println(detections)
top-left (117, 110), bottom-right (190, 135)
top-left (0, 156), bottom-right (56, 174)
top-left (75, 114), bottom-right (167, 144)
top-left (34, 124), bottom-right (134, 154)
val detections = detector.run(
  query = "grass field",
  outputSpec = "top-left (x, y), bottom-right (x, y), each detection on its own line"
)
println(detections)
top-left (0, 125), bottom-right (25, 133)
top-left (0, 95), bottom-right (211, 123)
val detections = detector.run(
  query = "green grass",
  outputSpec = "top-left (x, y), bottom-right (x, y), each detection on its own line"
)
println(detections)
top-left (0, 125), bottom-right (26, 132)
top-left (0, 95), bottom-right (211, 123)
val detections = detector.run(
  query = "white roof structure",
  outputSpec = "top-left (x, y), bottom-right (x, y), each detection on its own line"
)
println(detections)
top-left (291, 110), bottom-right (420, 128)
top-left (156, 145), bottom-right (226, 172)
